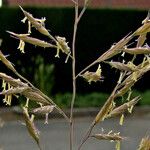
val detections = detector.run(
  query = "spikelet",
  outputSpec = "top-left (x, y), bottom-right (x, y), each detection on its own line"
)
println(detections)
top-left (108, 96), bottom-right (140, 117)
top-left (0, 72), bottom-right (28, 87)
top-left (7, 31), bottom-right (56, 53)
top-left (81, 65), bottom-right (103, 84)
top-left (0, 86), bottom-right (29, 95)
top-left (0, 50), bottom-right (17, 73)
top-left (91, 131), bottom-right (124, 141)
top-left (0, 73), bottom-right (50, 105)
top-left (115, 80), bottom-right (135, 97)
top-left (55, 36), bottom-right (71, 58)
top-left (19, 6), bottom-right (52, 38)
top-left (105, 61), bottom-right (137, 72)
top-left (94, 95), bottom-right (115, 124)
top-left (123, 47), bottom-right (150, 55)
top-left (97, 33), bottom-right (133, 62)
top-left (32, 105), bottom-right (55, 124)
top-left (22, 107), bottom-right (41, 149)
top-left (134, 22), bottom-right (150, 35)
top-left (136, 34), bottom-right (147, 47)
top-left (134, 12), bottom-right (150, 36)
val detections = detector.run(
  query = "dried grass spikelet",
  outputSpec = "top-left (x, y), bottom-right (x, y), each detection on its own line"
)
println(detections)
top-left (0, 73), bottom-right (50, 105)
top-left (136, 34), bottom-right (147, 47)
top-left (0, 86), bottom-right (29, 95)
top-left (22, 89), bottom-right (50, 105)
top-left (119, 60), bottom-right (150, 89)
top-left (7, 31), bottom-right (56, 53)
top-left (19, 6), bottom-right (52, 39)
top-left (115, 61), bottom-right (150, 98)
top-left (94, 95), bottom-right (115, 124)
top-left (55, 36), bottom-right (71, 58)
top-left (115, 79), bottom-right (135, 98)
top-left (138, 136), bottom-right (150, 150)
top-left (32, 105), bottom-right (55, 124)
top-left (0, 50), bottom-right (17, 73)
top-left (104, 61), bottom-right (137, 72)
top-left (122, 46), bottom-right (150, 55)
top-left (134, 22), bottom-right (150, 36)
top-left (134, 12), bottom-right (150, 36)
top-left (22, 107), bottom-right (41, 149)
top-left (96, 33), bottom-right (133, 62)
top-left (81, 64), bottom-right (103, 84)
top-left (0, 72), bottom-right (28, 87)
top-left (91, 131), bottom-right (124, 141)
top-left (108, 96), bottom-right (140, 118)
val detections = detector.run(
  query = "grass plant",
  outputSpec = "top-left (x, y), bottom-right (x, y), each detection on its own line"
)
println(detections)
top-left (0, 1), bottom-right (150, 150)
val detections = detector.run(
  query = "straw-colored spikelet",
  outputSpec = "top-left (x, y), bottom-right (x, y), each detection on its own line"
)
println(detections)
top-left (0, 72), bottom-right (27, 87)
top-left (108, 96), bottom-right (140, 117)
top-left (138, 136), bottom-right (150, 150)
top-left (122, 46), bottom-right (150, 55)
top-left (104, 61), bottom-right (137, 72)
top-left (23, 107), bottom-right (41, 149)
top-left (7, 31), bottom-right (56, 53)
top-left (0, 73), bottom-right (50, 105)
top-left (134, 22), bottom-right (150, 35)
top-left (32, 105), bottom-right (55, 114)
top-left (116, 61), bottom-right (150, 97)
top-left (94, 95), bottom-right (115, 124)
top-left (32, 105), bottom-right (55, 124)
top-left (19, 6), bottom-right (53, 39)
top-left (136, 34), bottom-right (147, 47)
top-left (55, 36), bottom-right (71, 58)
top-left (81, 65), bottom-right (103, 84)
top-left (92, 131), bottom-right (124, 150)
top-left (91, 131), bottom-right (124, 141)
top-left (0, 86), bottom-right (29, 95)
top-left (22, 89), bottom-right (50, 105)
top-left (0, 50), bottom-right (17, 73)
top-left (115, 80), bottom-right (135, 97)
top-left (134, 12), bottom-right (150, 36)
top-left (118, 60), bottom-right (150, 91)
top-left (96, 33), bottom-right (133, 62)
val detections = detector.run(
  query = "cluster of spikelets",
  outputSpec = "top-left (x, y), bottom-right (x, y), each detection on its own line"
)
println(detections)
top-left (0, 6), bottom-right (150, 150)
top-left (0, 7), bottom-right (72, 149)
top-left (78, 12), bottom-right (150, 150)
top-left (8, 6), bottom-right (71, 59)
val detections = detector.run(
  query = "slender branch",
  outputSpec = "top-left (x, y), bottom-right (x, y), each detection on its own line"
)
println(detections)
top-left (78, 6), bottom-right (87, 23)
top-left (69, 1), bottom-right (89, 149)
top-left (77, 71), bottom-right (126, 150)
top-left (78, 122), bottom-right (95, 150)
top-left (69, 2), bottom-right (78, 150)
